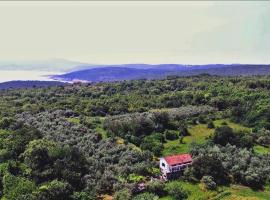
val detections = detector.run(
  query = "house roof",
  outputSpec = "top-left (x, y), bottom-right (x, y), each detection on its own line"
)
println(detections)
top-left (163, 154), bottom-right (192, 166)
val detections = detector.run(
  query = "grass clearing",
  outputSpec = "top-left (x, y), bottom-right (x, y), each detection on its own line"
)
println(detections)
top-left (95, 117), bottom-right (108, 139)
top-left (214, 119), bottom-right (251, 133)
top-left (254, 145), bottom-right (270, 154)
top-left (160, 181), bottom-right (270, 200)
top-left (225, 185), bottom-right (270, 200)
top-left (160, 180), bottom-right (220, 200)
top-left (66, 117), bottom-right (80, 125)
top-left (162, 124), bottom-right (214, 156)
top-left (162, 119), bottom-right (252, 156)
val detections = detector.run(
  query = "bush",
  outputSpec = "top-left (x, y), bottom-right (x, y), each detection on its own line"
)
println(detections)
top-left (127, 174), bottom-right (144, 183)
top-left (165, 182), bottom-right (188, 200)
top-left (179, 125), bottom-right (190, 137)
top-left (165, 130), bottom-right (178, 140)
top-left (252, 128), bottom-right (270, 146)
top-left (114, 188), bottom-right (132, 200)
top-left (212, 126), bottom-right (253, 148)
top-left (147, 180), bottom-right (166, 197)
top-left (187, 152), bottom-right (228, 184)
top-left (200, 176), bottom-right (217, 190)
top-left (33, 180), bottom-right (72, 200)
top-left (0, 117), bottom-right (14, 129)
top-left (212, 126), bottom-right (235, 146)
top-left (140, 135), bottom-right (164, 156)
top-left (221, 121), bottom-right (227, 126)
top-left (2, 173), bottom-right (36, 200)
top-left (207, 121), bottom-right (215, 129)
top-left (198, 116), bottom-right (207, 124)
top-left (71, 191), bottom-right (96, 200)
top-left (132, 192), bottom-right (159, 200)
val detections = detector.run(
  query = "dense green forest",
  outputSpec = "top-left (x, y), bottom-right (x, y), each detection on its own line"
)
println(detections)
top-left (0, 75), bottom-right (270, 200)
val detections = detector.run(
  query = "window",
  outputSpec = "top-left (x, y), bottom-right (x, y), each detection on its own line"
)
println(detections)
top-left (162, 162), bottom-right (165, 167)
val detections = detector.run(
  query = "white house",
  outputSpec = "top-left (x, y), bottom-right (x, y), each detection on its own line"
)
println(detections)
top-left (160, 153), bottom-right (192, 180)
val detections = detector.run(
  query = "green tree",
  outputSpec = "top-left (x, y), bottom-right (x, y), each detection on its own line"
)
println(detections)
top-left (114, 188), bottom-right (132, 200)
top-left (212, 126), bottom-right (235, 146)
top-left (33, 180), bottom-right (72, 200)
top-left (2, 173), bottom-right (36, 200)
top-left (200, 176), bottom-right (217, 190)
top-left (23, 139), bottom-right (88, 190)
top-left (165, 182), bottom-right (188, 200)
top-left (132, 192), bottom-right (159, 200)
top-left (207, 121), bottom-right (215, 129)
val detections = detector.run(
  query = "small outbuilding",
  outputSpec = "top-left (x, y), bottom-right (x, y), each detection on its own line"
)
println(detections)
top-left (160, 153), bottom-right (192, 180)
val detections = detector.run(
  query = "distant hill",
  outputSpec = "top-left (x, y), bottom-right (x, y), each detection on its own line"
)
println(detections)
top-left (0, 81), bottom-right (66, 90)
top-left (0, 58), bottom-right (93, 73)
top-left (51, 64), bottom-right (270, 82)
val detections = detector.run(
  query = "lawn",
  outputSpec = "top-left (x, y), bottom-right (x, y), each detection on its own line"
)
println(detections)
top-left (162, 124), bottom-right (214, 156)
top-left (254, 145), bottom-right (270, 154)
top-left (224, 185), bottom-right (270, 200)
top-left (66, 117), bottom-right (80, 125)
top-left (214, 119), bottom-right (251, 133)
top-left (95, 117), bottom-right (108, 139)
top-left (162, 119), bottom-right (251, 156)
top-left (160, 181), bottom-right (270, 200)
top-left (160, 180), bottom-right (219, 200)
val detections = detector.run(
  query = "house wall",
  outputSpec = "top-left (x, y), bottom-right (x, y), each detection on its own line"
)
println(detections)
top-left (159, 158), bottom-right (170, 173)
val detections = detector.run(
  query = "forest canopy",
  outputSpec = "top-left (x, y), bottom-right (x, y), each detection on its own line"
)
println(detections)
top-left (0, 75), bottom-right (270, 199)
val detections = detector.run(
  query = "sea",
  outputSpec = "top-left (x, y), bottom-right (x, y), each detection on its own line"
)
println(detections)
top-left (0, 70), bottom-right (58, 83)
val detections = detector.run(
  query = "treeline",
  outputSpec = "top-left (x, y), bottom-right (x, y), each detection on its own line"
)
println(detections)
top-left (1, 76), bottom-right (270, 130)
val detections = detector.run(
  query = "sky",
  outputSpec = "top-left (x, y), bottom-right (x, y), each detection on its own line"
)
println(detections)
top-left (0, 1), bottom-right (269, 64)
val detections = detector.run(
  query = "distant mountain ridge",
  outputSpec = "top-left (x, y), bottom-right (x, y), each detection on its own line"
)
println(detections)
top-left (51, 64), bottom-right (270, 82)
top-left (0, 81), bottom-right (66, 90)
top-left (0, 59), bottom-right (94, 72)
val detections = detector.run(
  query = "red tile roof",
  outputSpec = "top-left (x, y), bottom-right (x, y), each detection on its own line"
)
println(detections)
top-left (164, 154), bottom-right (192, 166)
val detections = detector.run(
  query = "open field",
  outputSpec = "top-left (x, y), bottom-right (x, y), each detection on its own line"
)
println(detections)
top-left (160, 181), bottom-right (270, 200)
top-left (162, 119), bottom-right (251, 156)
top-left (162, 124), bottom-right (214, 156)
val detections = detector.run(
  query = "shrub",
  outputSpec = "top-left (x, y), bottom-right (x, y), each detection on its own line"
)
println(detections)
top-left (114, 188), bottom-right (132, 200)
top-left (200, 176), bottom-right (217, 190)
top-left (179, 125), bottom-right (190, 137)
top-left (207, 121), bottom-right (215, 129)
top-left (33, 180), bottom-right (72, 200)
top-left (71, 191), bottom-right (96, 200)
top-left (140, 135), bottom-right (164, 156)
top-left (127, 174), bottom-right (144, 183)
top-left (165, 130), bottom-right (178, 140)
top-left (212, 126), bottom-right (253, 148)
top-left (2, 173), bottom-right (36, 200)
top-left (165, 182), bottom-right (189, 200)
top-left (132, 192), bottom-right (159, 200)
top-left (198, 115), bottom-right (207, 124)
top-left (147, 180), bottom-right (166, 197)
top-left (252, 128), bottom-right (270, 146)
top-left (0, 117), bottom-right (14, 129)
top-left (221, 121), bottom-right (227, 126)
top-left (212, 126), bottom-right (235, 146)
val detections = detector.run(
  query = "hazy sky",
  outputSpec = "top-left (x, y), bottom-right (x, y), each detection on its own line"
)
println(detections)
top-left (0, 1), bottom-right (269, 64)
